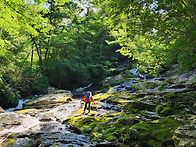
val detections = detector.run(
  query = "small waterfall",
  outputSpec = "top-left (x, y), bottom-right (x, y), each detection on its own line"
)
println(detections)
top-left (5, 99), bottom-right (29, 112)
top-left (76, 83), bottom-right (92, 92)
top-left (130, 68), bottom-right (139, 76)
top-left (130, 68), bottom-right (146, 79)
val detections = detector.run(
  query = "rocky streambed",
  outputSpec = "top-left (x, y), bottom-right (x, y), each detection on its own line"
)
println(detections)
top-left (0, 91), bottom-right (92, 146)
top-left (0, 67), bottom-right (196, 147)
top-left (66, 67), bottom-right (196, 147)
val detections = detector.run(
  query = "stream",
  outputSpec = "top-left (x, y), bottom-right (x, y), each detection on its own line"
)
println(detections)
top-left (0, 67), bottom-right (163, 147)
top-left (0, 94), bottom-right (92, 146)
top-left (5, 99), bottom-right (29, 112)
top-left (1, 67), bottom-right (195, 146)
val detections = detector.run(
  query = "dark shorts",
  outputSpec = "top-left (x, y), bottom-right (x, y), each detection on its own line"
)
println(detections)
top-left (84, 102), bottom-right (91, 110)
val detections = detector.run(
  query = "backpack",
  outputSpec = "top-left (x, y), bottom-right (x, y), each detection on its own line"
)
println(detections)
top-left (85, 92), bottom-right (91, 100)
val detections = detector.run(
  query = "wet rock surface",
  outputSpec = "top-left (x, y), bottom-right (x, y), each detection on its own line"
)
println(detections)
top-left (66, 67), bottom-right (196, 146)
top-left (13, 122), bottom-right (91, 147)
top-left (1, 67), bottom-right (195, 146)
top-left (0, 92), bottom-right (92, 146)
top-left (24, 91), bottom-right (73, 109)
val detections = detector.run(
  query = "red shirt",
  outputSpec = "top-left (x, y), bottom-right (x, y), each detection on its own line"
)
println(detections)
top-left (81, 95), bottom-right (94, 102)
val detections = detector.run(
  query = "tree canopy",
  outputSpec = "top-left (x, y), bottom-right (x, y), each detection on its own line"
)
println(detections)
top-left (94, 0), bottom-right (196, 72)
top-left (0, 0), bottom-right (195, 108)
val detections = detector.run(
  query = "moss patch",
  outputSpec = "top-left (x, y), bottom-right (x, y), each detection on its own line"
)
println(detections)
top-left (65, 88), bottom-right (180, 146)
top-left (93, 93), bottom-right (112, 101)
top-left (66, 107), bottom-right (179, 146)
top-left (57, 96), bottom-right (72, 103)
top-left (156, 104), bottom-right (173, 116)
top-left (17, 108), bottom-right (36, 114)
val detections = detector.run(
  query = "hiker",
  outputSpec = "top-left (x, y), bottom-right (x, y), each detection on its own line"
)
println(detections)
top-left (81, 91), bottom-right (95, 114)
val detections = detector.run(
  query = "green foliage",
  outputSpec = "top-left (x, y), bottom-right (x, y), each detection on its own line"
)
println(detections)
top-left (30, 74), bottom-right (48, 94)
top-left (156, 104), bottom-right (173, 116)
top-left (0, 0), bottom-right (195, 109)
top-left (45, 58), bottom-right (91, 89)
top-left (95, 0), bottom-right (196, 72)
top-left (0, 0), bottom-right (118, 108)
top-left (117, 35), bottom-right (169, 74)
top-left (40, 1), bottom-right (117, 89)
top-left (0, 79), bottom-right (20, 109)
top-left (17, 67), bottom-right (49, 97)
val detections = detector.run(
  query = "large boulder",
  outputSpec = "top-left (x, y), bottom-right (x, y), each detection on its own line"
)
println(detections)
top-left (0, 99), bottom-right (89, 146)
top-left (0, 112), bottom-right (22, 131)
top-left (0, 112), bottom-right (39, 134)
top-left (0, 112), bottom-right (91, 147)
top-left (24, 90), bottom-right (73, 109)
top-left (0, 107), bottom-right (4, 113)
top-left (12, 122), bottom-right (91, 147)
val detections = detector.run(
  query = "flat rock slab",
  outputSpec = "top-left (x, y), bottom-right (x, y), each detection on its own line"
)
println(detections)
top-left (13, 122), bottom-right (91, 147)
top-left (24, 93), bottom-right (73, 109)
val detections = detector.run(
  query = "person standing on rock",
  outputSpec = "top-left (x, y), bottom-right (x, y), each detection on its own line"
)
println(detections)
top-left (81, 91), bottom-right (95, 114)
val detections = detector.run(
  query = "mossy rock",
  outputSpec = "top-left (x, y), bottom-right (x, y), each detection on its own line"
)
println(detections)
top-left (104, 112), bottom-right (123, 118)
top-left (125, 117), bottom-right (179, 146)
top-left (117, 114), bottom-right (139, 125)
top-left (156, 104), bottom-right (165, 113)
top-left (156, 104), bottom-right (173, 116)
top-left (159, 91), bottom-right (196, 114)
top-left (106, 135), bottom-right (117, 142)
top-left (66, 109), bottom-right (179, 146)
top-left (83, 125), bottom-right (92, 133)
top-left (123, 101), bottom-right (156, 112)
top-left (93, 93), bottom-right (112, 101)
top-left (105, 96), bottom-right (118, 104)
top-left (116, 91), bottom-right (135, 100)
top-left (58, 96), bottom-right (73, 103)
top-left (92, 132), bottom-right (103, 141)
top-left (161, 106), bottom-right (173, 116)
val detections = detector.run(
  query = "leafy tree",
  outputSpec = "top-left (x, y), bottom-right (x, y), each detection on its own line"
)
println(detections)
top-left (0, 0), bottom-right (122, 108)
top-left (0, 0), bottom-right (50, 107)
top-left (94, 0), bottom-right (196, 72)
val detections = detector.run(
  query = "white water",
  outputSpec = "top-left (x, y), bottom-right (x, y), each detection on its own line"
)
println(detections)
top-left (76, 83), bottom-right (92, 92)
top-left (130, 68), bottom-right (139, 76)
top-left (130, 68), bottom-right (146, 79)
top-left (5, 99), bottom-right (29, 112)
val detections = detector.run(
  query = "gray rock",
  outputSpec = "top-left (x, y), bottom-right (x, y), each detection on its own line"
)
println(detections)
top-left (15, 122), bottom-right (91, 147)
top-left (0, 107), bottom-right (4, 113)
top-left (99, 102), bottom-right (122, 112)
top-left (0, 112), bottom-right (22, 127)
top-left (13, 137), bottom-right (33, 147)
top-left (173, 120), bottom-right (196, 147)
top-left (177, 70), bottom-right (196, 83)
top-left (0, 100), bottom-right (91, 147)
top-left (103, 74), bottom-right (124, 86)
top-left (0, 112), bottom-right (40, 137)
top-left (24, 93), bottom-right (73, 109)
top-left (36, 100), bottom-right (81, 123)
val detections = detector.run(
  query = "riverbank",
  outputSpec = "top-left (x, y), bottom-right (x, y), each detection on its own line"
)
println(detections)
top-left (65, 67), bottom-right (196, 146)
top-left (0, 67), bottom-right (195, 146)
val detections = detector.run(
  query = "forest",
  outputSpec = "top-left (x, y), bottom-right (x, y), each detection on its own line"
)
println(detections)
top-left (0, 0), bottom-right (195, 107)
top-left (0, 0), bottom-right (195, 146)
